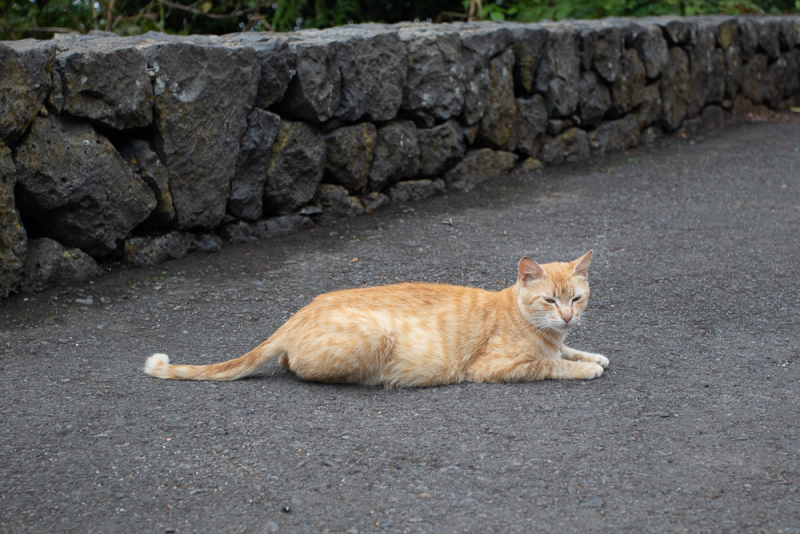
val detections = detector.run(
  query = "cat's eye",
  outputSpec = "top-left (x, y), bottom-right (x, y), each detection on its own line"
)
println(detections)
top-left (572, 296), bottom-right (582, 302)
top-left (544, 298), bottom-right (556, 304)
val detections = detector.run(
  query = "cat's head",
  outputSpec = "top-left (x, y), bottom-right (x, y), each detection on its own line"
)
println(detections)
top-left (515, 251), bottom-right (593, 333)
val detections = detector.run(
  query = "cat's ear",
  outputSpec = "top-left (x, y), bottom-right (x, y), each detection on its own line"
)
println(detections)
top-left (572, 250), bottom-right (593, 279)
top-left (518, 256), bottom-right (546, 286)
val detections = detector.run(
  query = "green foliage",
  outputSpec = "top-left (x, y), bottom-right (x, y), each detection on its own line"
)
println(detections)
top-left (0, 0), bottom-right (463, 39)
top-left (462, 0), bottom-right (796, 22)
top-left (0, 0), bottom-right (796, 41)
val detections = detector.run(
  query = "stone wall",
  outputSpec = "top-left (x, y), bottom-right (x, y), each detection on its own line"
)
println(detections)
top-left (1, 15), bottom-right (799, 296)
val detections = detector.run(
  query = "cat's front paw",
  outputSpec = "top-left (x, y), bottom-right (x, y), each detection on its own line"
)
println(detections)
top-left (574, 351), bottom-right (609, 368)
top-left (593, 354), bottom-right (609, 369)
top-left (581, 363), bottom-right (604, 380)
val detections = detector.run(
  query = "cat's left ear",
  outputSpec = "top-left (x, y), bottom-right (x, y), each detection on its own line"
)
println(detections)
top-left (572, 250), bottom-right (593, 279)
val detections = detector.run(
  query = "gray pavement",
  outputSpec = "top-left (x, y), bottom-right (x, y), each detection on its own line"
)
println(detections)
top-left (2, 118), bottom-right (800, 533)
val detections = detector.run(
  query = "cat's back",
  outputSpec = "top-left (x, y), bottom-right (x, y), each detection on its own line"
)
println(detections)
top-left (309, 282), bottom-right (496, 314)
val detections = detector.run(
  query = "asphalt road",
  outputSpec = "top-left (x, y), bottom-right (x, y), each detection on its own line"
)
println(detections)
top-left (2, 118), bottom-right (800, 534)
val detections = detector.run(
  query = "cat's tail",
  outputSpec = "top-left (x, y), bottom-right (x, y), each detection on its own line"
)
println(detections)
top-left (143, 341), bottom-right (282, 381)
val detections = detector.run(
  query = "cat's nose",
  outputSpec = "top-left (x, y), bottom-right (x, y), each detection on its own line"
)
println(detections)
top-left (562, 314), bottom-right (572, 324)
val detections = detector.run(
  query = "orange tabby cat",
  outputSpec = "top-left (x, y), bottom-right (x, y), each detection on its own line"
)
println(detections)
top-left (144, 251), bottom-right (608, 387)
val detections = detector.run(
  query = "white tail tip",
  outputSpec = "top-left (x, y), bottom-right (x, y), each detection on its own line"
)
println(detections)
top-left (144, 353), bottom-right (170, 377)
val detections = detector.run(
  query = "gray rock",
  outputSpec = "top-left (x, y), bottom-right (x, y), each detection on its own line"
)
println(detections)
top-left (610, 48), bottom-right (646, 118)
top-left (660, 46), bottom-right (690, 131)
top-left (685, 23), bottom-right (716, 118)
top-left (701, 105), bottom-right (725, 129)
top-left (252, 214), bottom-right (314, 239)
top-left (508, 95), bottom-right (548, 157)
top-left (126, 31), bottom-right (217, 47)
top-left (298, 205), bottom-right (323, 216)
top-left (578, 24), bottom-right (597, 71)
top-left (363, 192), bottom-right (389, 212)
top-left (219, 221), bottom-right (256, 244)
top-left (50, 39), bottom-right (152, 130)
top-left (560, 127), bottom-right (590, 163)
top-left (463, 123), bottom-right (480, 146)
top-left (767, 65), bottom-right (786, 110)
top-left (190, 233), bottom-right (223, 253)
top-left (583, 497), bottom-right (604, 508)
top-left (461, 64), bottom-right (490, 127)
top-left (399, 26), bottom-right (466, 120)
top-left (539, 127), bottom-right (590, 164)
top-left (641, 124), bottom-right (663, 145)
top-left (627, 23), bottom-right (669, 80)
top-left (584, 23), bottom-right (623, 83)
top-left (538, 135), bottom-right (564, 165)
top-left (636, 84), bottom-right (662, 129)
top-left (738, 18), bottom-right (760, 59)
top-left (535, 23), bottom-right (581, 117)
top-left (274, 34), bottom-right (340, 123)
top-left (388, 179), bottom-right (445, 202)
top-left (20, 237), bottom-right (102, 292)
top-left (323, 122), bottom-right (377, 192)
top-left (221, 33), bottom-right (296, 109)
top-left (228, 109), bottom-right (281, 221)
top-left (764, 55), bottom-right (791, 107)
top-left (508, 23), bottom-right (547, 95)
top-left (312, 184), bottom-right (364, 218)
top-left (368, 121), bottom-right (420, 191)
top-left (0, 40), bottom-right (56, 144)
top-left (407, 111), bottom-right (436, 129)
top-left (547, 119), bottom-right (572, 135)
top-left (757, 18), bottom-right (781, 60)
top-left (263, 120), bottom-right (327, 216)
top-left (123, 231), bottom-right (192, 267)
top-left (724, 46), bottom-right (741, 100)
top-left (679, 116), bottom-right (703, 135)
top-left (143, 41), bottom-right (259, 230)
top-left (458, 22), bottom-right (515, 77)
top-left (324, 26), bottom-right (407, 122)
top-left (644, 16), bottom-right (690, 45)
top-left (578, 71), bottom-right (612, 128)
top-left (417, 120), bottom-right (465, 178)
top-left (779, 18), bottom-right (798, 50)
top-left (715, 17), bottom-right (739, 49)
top-left (539, 136), bottom-right (563, 164)
top-left (781, 50), bottom-right (800, 98)
top-left (0, 145), bottom-right (26, 298)
top-left (521, 157), bottom-right (544, 172)
top-left (732, 94), bottom-right (757, 119)
top-left (117, 138), bottom-right (175, 229)
top-left (458, 22), bottom-right (514, 126)
top-left (444, 149), bottom-right (517, 192)
top-left (477, 49), bottom-right (517, 150)
top-left (741, 54), bottom-right (768, 104)
top-left (706, 48), bottom-right (725, 105)
top-left (589, 115), bottom-right (640, 156)
top-left (13, 114), bottom-right (156, 256)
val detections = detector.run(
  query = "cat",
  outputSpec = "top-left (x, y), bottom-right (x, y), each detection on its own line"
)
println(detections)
top-left (144, 251), bottom-right (609, 388)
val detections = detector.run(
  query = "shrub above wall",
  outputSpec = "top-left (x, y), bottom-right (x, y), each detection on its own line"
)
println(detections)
top-left (1, 15), bottom-right (799, 297)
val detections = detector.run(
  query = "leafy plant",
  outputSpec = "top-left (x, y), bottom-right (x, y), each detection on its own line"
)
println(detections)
top-left (462, 0), bottom-right (794, 22)
top-left (0, 0), bottom-right (796, 40)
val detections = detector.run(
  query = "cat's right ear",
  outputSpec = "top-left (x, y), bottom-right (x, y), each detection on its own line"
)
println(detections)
top-left (518, 256), bottom-right (546, 286)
